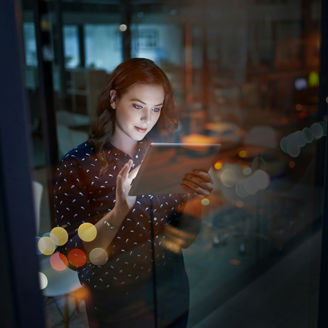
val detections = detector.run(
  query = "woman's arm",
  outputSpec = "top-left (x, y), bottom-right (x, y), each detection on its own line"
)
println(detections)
top-left (82, 159), bottom-right (139, 253)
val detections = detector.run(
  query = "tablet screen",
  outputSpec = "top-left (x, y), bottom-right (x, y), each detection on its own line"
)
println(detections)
top-left (129, 143), bottom-right (221, 195)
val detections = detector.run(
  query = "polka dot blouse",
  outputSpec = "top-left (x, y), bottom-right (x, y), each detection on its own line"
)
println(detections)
top-left (53, 140), bottom-right (187, 290)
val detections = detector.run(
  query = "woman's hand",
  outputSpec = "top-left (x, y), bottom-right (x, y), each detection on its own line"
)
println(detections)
top-left (181, 169), bottom-right (213, 196)
top-left (115, 160), bottom-right (140, 215)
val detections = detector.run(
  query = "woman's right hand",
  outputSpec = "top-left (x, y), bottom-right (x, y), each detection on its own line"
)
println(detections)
top-left (115, 159), bottom-right (140, 215)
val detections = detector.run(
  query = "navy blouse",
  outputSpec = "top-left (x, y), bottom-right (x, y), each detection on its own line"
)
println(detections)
top-left (53, 140), bottom-right (188, 291)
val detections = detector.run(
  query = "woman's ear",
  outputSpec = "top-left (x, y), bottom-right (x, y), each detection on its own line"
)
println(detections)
top-left (109, 89), bottom-right (117, 109)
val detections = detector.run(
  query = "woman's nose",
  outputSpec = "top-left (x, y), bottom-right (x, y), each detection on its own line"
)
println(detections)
top-left (140, 109), bottom-right (150, 122)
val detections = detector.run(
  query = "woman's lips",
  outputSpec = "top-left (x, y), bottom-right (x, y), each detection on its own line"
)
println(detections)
top-left (135, 126), bottom-right (147, 133)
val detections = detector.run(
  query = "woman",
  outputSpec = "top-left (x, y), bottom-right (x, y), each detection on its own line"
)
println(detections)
top-left (54, 58), bottom-right (213, 328)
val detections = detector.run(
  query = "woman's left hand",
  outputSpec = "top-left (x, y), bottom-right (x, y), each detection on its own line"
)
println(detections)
top-left (181, 169), bottom-right (214, 196)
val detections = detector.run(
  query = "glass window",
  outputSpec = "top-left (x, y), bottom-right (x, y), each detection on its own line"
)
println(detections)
top-left (85, 24), bottom-right (122, 72)
top-left (64, 25), bottom-right (80, 68)
top-left (18, 0), bottom-right (325, 327)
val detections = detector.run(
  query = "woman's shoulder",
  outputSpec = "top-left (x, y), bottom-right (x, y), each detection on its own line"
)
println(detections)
top-left (60, 140), bottom-right (95, 163)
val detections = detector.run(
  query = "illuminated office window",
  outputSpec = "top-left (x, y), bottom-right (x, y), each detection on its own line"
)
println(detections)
top-left (64, 25), bottom-right (80, 68)
top-left (85, 24), bottom-right (122, 72)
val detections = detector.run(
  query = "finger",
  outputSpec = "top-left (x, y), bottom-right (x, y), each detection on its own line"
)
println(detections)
top-left (116, 174), bottom-right (124, 196)
top-left (192, 170), bottom-right (212, 182)
top-left (128, 164), bottom-right (141, 180)
top-left (180, 183), bottom-right (198, 195)
top-left (183, 175), bottom-right (213, 192)
top-left (181, 180), bottom-right (211, 195)
top-left (120, 160), bottom-right (133, 180)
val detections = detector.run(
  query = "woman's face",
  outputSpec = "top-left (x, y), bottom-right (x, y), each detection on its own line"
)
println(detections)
top-left (111, 83), bottom-right (164, 143)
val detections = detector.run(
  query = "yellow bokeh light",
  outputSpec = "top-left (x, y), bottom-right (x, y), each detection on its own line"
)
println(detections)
top-left (78, 223), bottom-right (97, 242)
top-left (238, 150), bottom-right (249, 158)
top-left (201, 198), bottom-right (210, 206)
top-left (50, 227), bottom-right (68, 246)
top-left (38, 236), bottom-right (56, 255)
top-left (308, 71), bottom-right (319, 87)
top-left (89, 248), bottom-right (108, 266)
top-left (39, 272), bottom-right (48, 290)
top-left (214, 160), bottom-right (223, 170)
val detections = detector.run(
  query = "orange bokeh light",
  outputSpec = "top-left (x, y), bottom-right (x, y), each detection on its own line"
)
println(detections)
top-left (289, 161), bottom-right (296, 168)
top-left (296, 104), bottom-right (303, 111)
top-left (230, 259), bottom-right (241, 266)
top-left (214, 160), bottom-right (223, 170)
top-left (68, 249), bottom-right (87, 268)
top-left (50, 252), bottom-right (69, 271)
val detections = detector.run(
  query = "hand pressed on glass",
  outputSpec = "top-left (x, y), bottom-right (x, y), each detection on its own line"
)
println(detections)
top-left (181, 169), bottom-right (213, 196)
top-left (115, 159), bottom-right (140, 214)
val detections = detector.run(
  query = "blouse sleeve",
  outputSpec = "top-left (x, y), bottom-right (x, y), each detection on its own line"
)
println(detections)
top-left (53, 155), bottom-right (90, 265)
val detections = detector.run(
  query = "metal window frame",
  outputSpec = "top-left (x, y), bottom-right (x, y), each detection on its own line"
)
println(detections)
top-left (0, 0), bottom-right (45, 327)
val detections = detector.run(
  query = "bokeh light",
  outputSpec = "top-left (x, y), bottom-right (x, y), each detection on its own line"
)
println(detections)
top-left (35, 237), bottom-right (42, 255)
top-left (119, 24), bottom-right (127, 32)
top-left (289, 161), bottom-right (296, 168)
top-left (235, 183), bottom-right (248, 198)
top-left (230, 259), bottom-right (241, 266)
top-left (38, 236), bottom-right (56, 255)
top-left (50, 252), bottom-right (69, 271)
top-left (68, 249), bottom-right (87, 268)
top-left (280, 137), bottom-right (288, 153)
top-left (39, 272), bottom-right (48, 290)
top-left (89, 248), bottom-right (108, 266)
top-left (295, 104), bottom-right (303, 111)
top-left (214, 160), bottom-right (223, 170)
top-left (302, 127), bottom-right (314, 143)
top-left (308, 71), bottom-right (319, 87)
top-left (201, 198), bottom-right (210, 206)
top-left (220, 167), bottom-right (239, 187)
top-left (253, 170), bottom-right (270, 190)
top-left (78, 223), bottom-right (97, 242)
top-left (235, 200), bottom-right (244, 208)
top-left (294, 78), bottom-right (307, 90)
top-left (242, 165), bottom-right (252, 175)
top-left (50, 227), bottom-right (68, 246)
top-left (310, 122), bottom-right (324, 139)
top-left (238, 150), bottom-right (249, 159)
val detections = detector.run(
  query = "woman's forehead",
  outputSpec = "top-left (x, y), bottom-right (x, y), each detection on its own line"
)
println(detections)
top-left (125, 83), bottom-right (164, 104)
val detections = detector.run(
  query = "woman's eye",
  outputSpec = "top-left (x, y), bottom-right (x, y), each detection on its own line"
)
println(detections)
top-left (133, 104), bottom-right (143, 110)
top-left (152, 107), bottom-right (161, 113)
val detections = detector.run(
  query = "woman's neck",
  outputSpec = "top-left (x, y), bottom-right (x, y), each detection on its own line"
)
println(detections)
top-left (110, 134), bottom-right (137, 158)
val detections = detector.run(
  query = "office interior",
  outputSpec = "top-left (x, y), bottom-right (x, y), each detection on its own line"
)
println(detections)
top-left (1, 0), bottom-right (328, 327)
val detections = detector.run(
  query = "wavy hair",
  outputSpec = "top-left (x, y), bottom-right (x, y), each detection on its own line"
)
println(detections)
top-left (89, 58), bottom-right (178, 170)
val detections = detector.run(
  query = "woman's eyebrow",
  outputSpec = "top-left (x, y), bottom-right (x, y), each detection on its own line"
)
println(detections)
top-left (130, 98), bottom-right (163, 106)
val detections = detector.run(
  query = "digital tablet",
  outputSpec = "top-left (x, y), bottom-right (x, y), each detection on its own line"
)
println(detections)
top-left (129, 143), bottom-right (221, 195)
